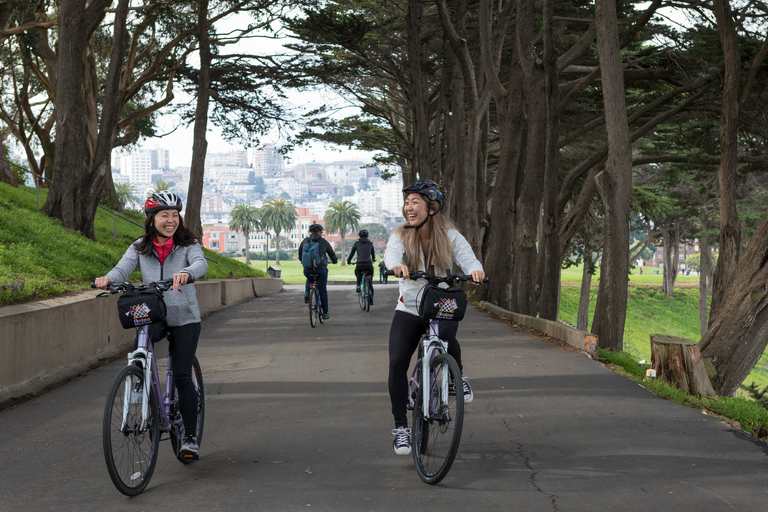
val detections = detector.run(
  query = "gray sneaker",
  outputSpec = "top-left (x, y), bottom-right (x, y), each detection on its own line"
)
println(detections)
top-left (392, 427), bottom-right (411, 455)
top-left (180, 436), bottom-right (199, 457)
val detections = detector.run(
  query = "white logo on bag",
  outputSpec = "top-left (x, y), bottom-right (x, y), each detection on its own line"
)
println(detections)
top-left (433, 298), bottom-right (459, 319)
top-left (126, 302), bottom-right (153, 324)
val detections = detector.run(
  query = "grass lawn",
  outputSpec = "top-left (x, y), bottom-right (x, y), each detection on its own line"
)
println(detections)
top-left (235, 258), bottom-right (384, 284)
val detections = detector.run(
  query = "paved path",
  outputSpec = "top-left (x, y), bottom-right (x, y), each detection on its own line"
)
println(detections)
top-left (1, 284), bottom-right (767, 511)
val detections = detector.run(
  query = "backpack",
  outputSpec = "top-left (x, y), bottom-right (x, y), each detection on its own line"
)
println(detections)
top-left (302, 240), bottom-right (323, 269)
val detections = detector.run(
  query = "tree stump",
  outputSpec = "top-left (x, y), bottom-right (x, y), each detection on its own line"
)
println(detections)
top-left (650, 334), bottom-right (716, 397)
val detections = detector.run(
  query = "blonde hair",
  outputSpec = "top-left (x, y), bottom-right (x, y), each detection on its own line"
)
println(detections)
top-left (394, 200), bottom-right (456, 273)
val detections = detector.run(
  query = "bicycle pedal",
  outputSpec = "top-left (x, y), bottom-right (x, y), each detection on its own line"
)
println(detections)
top-left (180, 453), bottom-right (199, 461)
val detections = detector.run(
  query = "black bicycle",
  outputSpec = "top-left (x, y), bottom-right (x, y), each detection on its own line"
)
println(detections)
top-left (357, 271), bottom-right (374, 312)
top-left (308, 273), bottom-right (324, 327)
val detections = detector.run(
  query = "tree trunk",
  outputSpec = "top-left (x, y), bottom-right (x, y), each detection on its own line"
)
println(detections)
top-left (700, 206), bottom-right (768, 396)
top-left (0, 136), bottom-right (19, 186)
top-left (536, 0), bottom-right (561, 321)
top-left (661, 224), bottom-right (679, 296)
top-left (699, 229), bottom-right (711, 337)
top-left (650, 334), bottom-right (716, 397)
top-left (244, 230), bottom-right (251, 266)
top-left (406, 0), bottom-right (434, 180)
top-left (339, 233), bottom-right (346, 266)
top-left (274, 229), bottom-right (281, 265)
top-left (577, 256), bottom-right (593, 331)
top-left (709, 0), bottom-right (742, 324)
top-left (185, 0), bottom-right (211, 239)
top-left (590, 0), bottom-right (633, 351)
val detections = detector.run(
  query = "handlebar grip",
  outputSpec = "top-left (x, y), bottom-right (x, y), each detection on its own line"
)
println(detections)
top-left (90, 283), bottom-right (97, 288)
top-left (384, 270), bottom-right (395, 276)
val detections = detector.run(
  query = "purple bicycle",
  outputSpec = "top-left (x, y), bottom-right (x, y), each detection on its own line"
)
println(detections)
top-left (95, 279), bottom-right (205, 496)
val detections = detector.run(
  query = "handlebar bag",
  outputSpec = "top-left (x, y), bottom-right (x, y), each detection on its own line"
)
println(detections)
top-left (117, 288), bottom-right (167, 329)
top-left (418, 284), bottom-right (467, 322)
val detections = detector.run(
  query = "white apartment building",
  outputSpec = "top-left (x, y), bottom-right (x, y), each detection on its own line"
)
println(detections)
top-left (324, 161), bottom-right (369, 189)
top-left (253, 144), bottom-right (284, 178)
top-left (380, 176), bottom-right (404, 214)
top-left (113, 149), bottom-right (154, 184)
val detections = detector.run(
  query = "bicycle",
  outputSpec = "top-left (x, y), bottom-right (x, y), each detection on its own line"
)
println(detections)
top-left (308, 272), bottom-right (324, 328)
top-left (357, 271), bottom-right (374, 312)
top-left (94, 279), bottom-right (205, 496)
top-left (386, 269), bottom-right (487, 484)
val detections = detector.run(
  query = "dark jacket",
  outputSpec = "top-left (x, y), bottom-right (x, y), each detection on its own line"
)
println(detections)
top-left (347, 237), bottom-right (376, 265)
top-left (298, 232), bottom-right (338, 269)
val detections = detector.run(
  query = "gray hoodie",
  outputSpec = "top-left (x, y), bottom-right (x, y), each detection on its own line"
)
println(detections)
top-left (106, 239), bottom-right (208, 326)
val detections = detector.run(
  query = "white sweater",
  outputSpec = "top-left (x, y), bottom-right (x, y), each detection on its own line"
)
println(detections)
top-left (384, 228), bottom-right (483, 317)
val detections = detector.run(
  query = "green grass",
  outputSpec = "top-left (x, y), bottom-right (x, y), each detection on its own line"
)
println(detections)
top-left (0, 183), bottom-right (265, 306)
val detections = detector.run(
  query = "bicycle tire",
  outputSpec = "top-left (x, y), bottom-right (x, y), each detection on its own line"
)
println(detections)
top-left (169, 356), bottom-right (205, 464)
top-left (318, 290), bottom-right (325, 324)
top-left (309, 287), bottom-right (319, 327)
top-left (103, 364), bottom-right (160, 496)
top-left (412, 353), bottom-right (464, 485)
top-left (358, 280), bottom-right (366, 310)
top-left (365, 275), bottom-right (371, 312)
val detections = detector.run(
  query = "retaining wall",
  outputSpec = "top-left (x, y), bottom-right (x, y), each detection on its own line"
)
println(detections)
top-left (479, 301), bottom-right (598, 358)
top-left (0, 277), bottom-right (282, 405)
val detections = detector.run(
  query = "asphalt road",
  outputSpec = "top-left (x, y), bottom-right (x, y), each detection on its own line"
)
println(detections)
top-left (1, 283), bottom-right (768, 511)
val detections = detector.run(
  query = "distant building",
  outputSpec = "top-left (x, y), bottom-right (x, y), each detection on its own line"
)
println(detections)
top-left (253, 144), bottom-right (284, 178)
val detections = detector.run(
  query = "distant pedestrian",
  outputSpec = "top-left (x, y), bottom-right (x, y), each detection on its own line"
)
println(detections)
top-left (639, 267), bottom-right (643, 275)
top-left (379, 260), bottom-right (387, 284)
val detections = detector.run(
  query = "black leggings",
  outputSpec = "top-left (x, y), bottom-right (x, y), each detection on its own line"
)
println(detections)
top-left (168, 322), bottom-right (201, 437)
top-left (354, 263), bottom-right (375, 295)
top-left (388, 311), bottom-right (462, 428)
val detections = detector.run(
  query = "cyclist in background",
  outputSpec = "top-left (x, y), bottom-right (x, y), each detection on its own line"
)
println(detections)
top-left (347, 229), bottom-right (377, 306)
top-left (298, 223), bottom-right (338, 320)
top-left (384, 179), bottom-right (485, 455)
top-left (94, 192), bottom-right (208, 458)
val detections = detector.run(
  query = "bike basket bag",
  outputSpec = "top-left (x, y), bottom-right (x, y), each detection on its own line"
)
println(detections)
top-left (301, 240), bottom-right (324, 269)
top-left (418, 285), bottom-right (468, 322)
top-left (117, 289), bottom-right (167, 329)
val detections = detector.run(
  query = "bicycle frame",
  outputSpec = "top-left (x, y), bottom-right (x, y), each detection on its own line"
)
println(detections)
top-left (409, 319), bottom-right (450, 418)
top-left (122, 325), bottom-right (180, 434)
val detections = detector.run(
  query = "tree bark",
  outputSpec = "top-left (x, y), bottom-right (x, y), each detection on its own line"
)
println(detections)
top-left (590, 0), bottom-right (633, 351)
top-left (406, 0), bottom-right (434, 180)
top-left (650, 334), bottom-right (716, 397)
top-left (709, 0), bottom-right (742, 324)
top-left (185, 0), bottom-right (211, 239)
top-left (661, 224), bottom-right (680, 296)
top-left (577, 255), bottom-right (594, 331)
top-left (699, 207), bottom-right (712, 336)
top-left (536, 0), bottom-right (561, 321)
top-left (700, 206), bottom-right (768, 396)
top-left (0, 134), bottom-right (19, 186)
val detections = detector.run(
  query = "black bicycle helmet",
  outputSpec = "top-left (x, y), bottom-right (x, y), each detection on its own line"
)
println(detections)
top-left (359, 229), bottom-right (369, 238)
top-left (145, 191), bottom-right (182, 214)
top-left (309, 223), bottom-right (323, 233)
top-left (402, 179), bottom-right (447, 206)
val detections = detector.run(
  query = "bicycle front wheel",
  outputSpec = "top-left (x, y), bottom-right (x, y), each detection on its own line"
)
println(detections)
top-left (103, 364), bottom-right (160, 496)
top-left (412, 353), bottom-right (464, 485)
top-left (309, 287), bottom-right (319, 327)
top-left (169, 356), bottom-right (205, 464)
top-left (358, 283), bottom-right (366, 310)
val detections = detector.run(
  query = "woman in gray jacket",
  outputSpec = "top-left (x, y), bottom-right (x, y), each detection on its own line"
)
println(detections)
top-left (95, 191), bottom-right (208, 458)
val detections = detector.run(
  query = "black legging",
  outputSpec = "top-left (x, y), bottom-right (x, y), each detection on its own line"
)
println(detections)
top-left (355, 263), bottom-right (375, 300)
top-left (168, 322), bottom-right (201, 437)
top-left (388, 311), bottom-right (462, 428)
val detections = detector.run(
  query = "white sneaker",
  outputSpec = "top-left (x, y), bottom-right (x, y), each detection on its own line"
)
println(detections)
top-left (392, 427), bottom-right (411, 455)
top-left (462, 377), bottom-right (474, 403)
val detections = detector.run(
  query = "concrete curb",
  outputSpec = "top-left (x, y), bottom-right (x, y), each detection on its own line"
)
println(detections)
top-left (0, 277), bottom-right (283, 406)
top-left (479, 301), bottom-right (598, 358)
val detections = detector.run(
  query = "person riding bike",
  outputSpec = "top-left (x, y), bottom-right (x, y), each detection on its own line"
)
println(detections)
top-left (94, 191), bottom-right (208, 458)
top-left (347, 229), bottom-right (377, 306)
top-left (298, 223), bottom-right (338, 320)
top-left (384, 179), bottom-right (485, 455)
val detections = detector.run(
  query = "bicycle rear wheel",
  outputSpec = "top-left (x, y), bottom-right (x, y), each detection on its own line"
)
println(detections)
top-left (169, 356), bottom-right (205, 463)
top-left (309, 287), bottom-right (319, 327)
top-left (103, 364), bottom-right (160, 496)
top-left (365, 276), bottom-right (372, 312)
top-left (412, 353), bottom-right (464, 485)
top-left (358, 281), bottom-right (366, 310)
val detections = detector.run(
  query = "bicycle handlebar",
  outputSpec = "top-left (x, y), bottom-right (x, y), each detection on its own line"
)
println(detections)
top-left (90, 276), bottom-right (195, 294)
top-left (383, 269), bottom-right (488, 285)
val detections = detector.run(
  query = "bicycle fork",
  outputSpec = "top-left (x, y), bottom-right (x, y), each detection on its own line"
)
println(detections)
top-left (123, 327), bottom-right (154, 432)
top-left (419, 320), bottom-right (450, 419)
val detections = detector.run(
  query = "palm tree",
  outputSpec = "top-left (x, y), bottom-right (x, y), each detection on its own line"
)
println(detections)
top-left (260, 197), bottom-right (297, 265)
top-left (114, 182), bottom-right (140, 210)
top-left (229, 204), bottom-right (261, 266)
top-left (324, 200), bottom-right (361, 266)
top-left (147, 180), bottom-right (173, 196)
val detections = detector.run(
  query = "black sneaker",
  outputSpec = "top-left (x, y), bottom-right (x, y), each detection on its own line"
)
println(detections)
top-left (180, 436), bottom-right (199, 457)
top-left (391, 427), bottom-right (411, 455)
top-left (304, 292), bottom-right (309, 304)
top-left (356, 286), bottom-right (361, 293)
